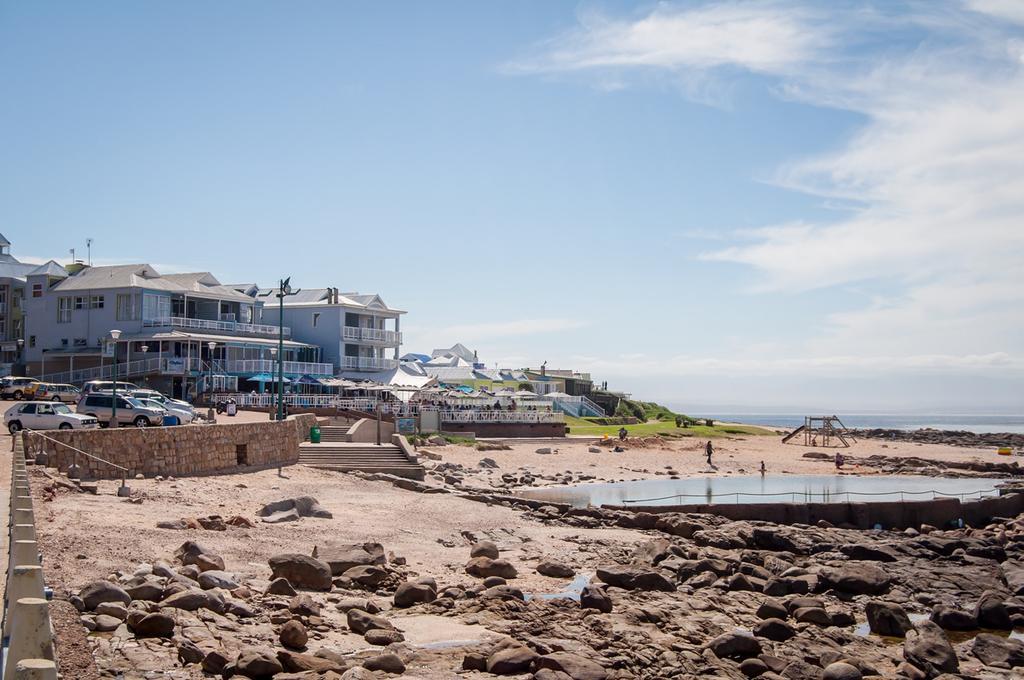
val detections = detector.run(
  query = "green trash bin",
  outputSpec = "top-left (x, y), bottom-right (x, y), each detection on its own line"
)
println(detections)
top-left (310, 424), bottom-right (321, 444)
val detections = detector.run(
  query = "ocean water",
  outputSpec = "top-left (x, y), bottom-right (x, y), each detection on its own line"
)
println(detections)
top-left (700, 413), bottom-right (1024, 434)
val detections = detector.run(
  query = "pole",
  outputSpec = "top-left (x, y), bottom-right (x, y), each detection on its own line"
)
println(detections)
top-left (376, 402), bottom-right (382, 445)
top-left (111, 343), bottom-right (118, 428)
top-left (277, 279), bottom-right (285, 422)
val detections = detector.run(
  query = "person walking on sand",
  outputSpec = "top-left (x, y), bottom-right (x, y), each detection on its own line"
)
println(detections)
top-left (618, 427), bottom-right (628, 441)
top-left (705, 440), bottom-right (714, 467)
top-left (759, 460), bottom-right (766, 476)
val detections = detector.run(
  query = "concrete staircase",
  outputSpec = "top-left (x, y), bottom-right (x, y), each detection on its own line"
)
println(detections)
top-left (298, 443), bottom-right (425, 480)
top-left (317, 425), bottom-right (352, 442)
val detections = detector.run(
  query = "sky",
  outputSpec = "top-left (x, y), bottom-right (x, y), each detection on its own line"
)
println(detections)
top-left (1, 1), bottom-right (1022, 414)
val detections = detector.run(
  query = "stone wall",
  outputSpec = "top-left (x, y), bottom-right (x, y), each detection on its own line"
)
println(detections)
top-left (613, 492), bottom-right (1024, 530)
top-left (24, 413), bottom-right (317, 480)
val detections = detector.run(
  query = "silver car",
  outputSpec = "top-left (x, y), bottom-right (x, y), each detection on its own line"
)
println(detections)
top-left (76, 392), bottom-right (164, 428)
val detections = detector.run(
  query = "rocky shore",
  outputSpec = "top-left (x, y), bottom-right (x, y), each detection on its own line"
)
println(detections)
top-left (40, 463), bottom-right (1024, 680)
top-left (851, 429), bottom-right (1023, 450)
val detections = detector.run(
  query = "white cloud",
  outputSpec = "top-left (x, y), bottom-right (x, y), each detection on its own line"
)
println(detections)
top-left (508, 2), bottom-right (831, 76)
top-left (515, 2), bottom-right (1024, 379)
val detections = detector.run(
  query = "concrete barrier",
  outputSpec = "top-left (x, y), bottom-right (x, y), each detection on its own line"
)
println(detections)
top-left (3, 599), bottom-right (54, 680)
top-left (13, 659), bottom-right (57, 680)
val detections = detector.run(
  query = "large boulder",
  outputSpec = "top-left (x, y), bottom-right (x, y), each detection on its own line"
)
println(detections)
top-left (268, 554), bottom-right (332, 591)
top-left (487, 645), bottom-right (539, 674)
top-left (363, 653), bottom-right (406, 674)
top-left (822, 662), bottom-right (862, 680)
top-left (596, 566), bottom-right (675, 592)
top-left (535, 652), bottom-right (608, 680)
top-left (975, 590), bottom-right (1012, 630)
top-left (393, 581), bottom-right (436, 608)
top-left (346, 608), bottom-right (395, 635)
top-left (314, 541), bottom-right (385, 576)
top-left (79, 581), bottom-right (131, 610)
top-left (470, 541), bottom-right (500, 559)
top-left (161, 589), bottom-right (223, 613)
top-left (341, 565), bottom-right (389, 588)
top-left (580, 584), bottom-right (613, 613)
top-left (127, 612), bottom-right (175, 638)
top-left (1001, 560), bottom-right (1024, 595)
top-left (197, 570), bottom-right (239, 591)
top-left (279, 620), bottom-right (308, 650)
top-left (903, 620), bottom-right (959, 677)
top-left (465, 556), bottom-right (518, 579)
top-left (972, 633), bottom-right (1024, 668)
top-left (818, 563), bottom-right (890, 595)
top-left (839, 543), bottom-right (899, 562)
top-left (173, 541), bottom-right (224, 571)
top-left (537, 560), bottom-right (576, 579)
top-left (259, 496), bottom-right (333, 520)
top-left (234, 648), bottom-right (283, 680)
top-left (753, 618), bottom-right (795, 641)
top-left (706, 631), bottom-right (762, 660)
top-left (866, 601), bottom-right (913, 637)
top-left (930, 605), bottom-right (977, 631)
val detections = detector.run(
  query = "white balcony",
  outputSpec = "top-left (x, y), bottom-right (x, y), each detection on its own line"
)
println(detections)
top-left (342, 326), bottom-right (402, 346)
top-left (225, 359), bottom-right (334, 377)
top-left (144, 316), bottom-right (290, 339)
top-left (340, 356), bottom-right (399, 371)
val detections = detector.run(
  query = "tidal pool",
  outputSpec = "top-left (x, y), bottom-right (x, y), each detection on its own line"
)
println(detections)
top-left (516, 474), bottom-right (1003, 508)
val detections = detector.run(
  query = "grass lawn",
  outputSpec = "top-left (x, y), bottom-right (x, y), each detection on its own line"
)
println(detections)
top-left (564, 416), bottom-right (776, 439)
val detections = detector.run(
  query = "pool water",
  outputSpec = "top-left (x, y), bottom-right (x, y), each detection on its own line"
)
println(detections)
top-left (517, 475), bottom-right (1003, 508)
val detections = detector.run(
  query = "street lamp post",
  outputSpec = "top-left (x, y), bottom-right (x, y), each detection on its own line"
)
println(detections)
top-left (140, 345), bottom-right (149, 387)
top-left (110, 329), bottom-right (122, 428)
top-left (275, 278), bottom-right (292, 422)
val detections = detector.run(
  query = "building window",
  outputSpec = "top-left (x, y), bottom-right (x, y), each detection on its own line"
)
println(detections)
top-left (57, 297), bottom-right (72, 323)
top-left (143, 293), bottom-right (170, 321)
top-left (74, 338), bottom-right (87, 347)
top-left (312, 312), bottom-right (320, 328)
top-left (90, 295), bottom-right (104, 309)
top-left (32, 283), bottom-right (42, 298)
top-left (28, 336), bottom-right (35, 348)
top-left (74, 296), bottom-right (86, 310)
top-left (116, 294), bottom-right (137, 321)
top-left (60, 338), bottom-right (68, 347)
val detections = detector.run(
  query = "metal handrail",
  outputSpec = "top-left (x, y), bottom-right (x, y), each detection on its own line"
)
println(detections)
top-left (23, 429), bottom-right (128, 488)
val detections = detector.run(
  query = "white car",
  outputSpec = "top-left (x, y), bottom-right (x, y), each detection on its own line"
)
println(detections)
top-left (134, 397), bottom-right (195, 425)
top-left (6, 401), bottom-right (100, 434)
top-left (128, 391), bottom-right (196, 424)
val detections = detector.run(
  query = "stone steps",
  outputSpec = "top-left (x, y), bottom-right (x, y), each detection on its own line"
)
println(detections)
top-left (298, 443), bottom-right (424, 480)
top-left (317, 425), bottom-right (352, 442)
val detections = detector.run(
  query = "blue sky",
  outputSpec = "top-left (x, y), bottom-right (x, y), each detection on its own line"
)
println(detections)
top-left (2, 1), bottom-right (1022, 413)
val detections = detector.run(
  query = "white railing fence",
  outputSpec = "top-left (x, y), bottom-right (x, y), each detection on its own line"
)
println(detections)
top-left (438, 410), bottom-right (565, 424)
top-left (143, 316), bottom-right (290, 339)
top-left (2, 434), bottom-right (59, 678)
top-left (340, 356), bottom-right (399, 371)
top-left (341, 327), bottom-right (402, 345)
top-left (226, 359), bottom-right (334, 377)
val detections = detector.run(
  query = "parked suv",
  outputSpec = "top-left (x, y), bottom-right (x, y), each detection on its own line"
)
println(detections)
top-left (6, 401), bottom-right (99, 434)
top-left (76, 393), bottom-right (164, 428)
top-left (28, 383), bottom-right (81, 403)
top-left (82, 380), bottom-right (139, 395)
top-left (0, 377), bottom-right (40, 401)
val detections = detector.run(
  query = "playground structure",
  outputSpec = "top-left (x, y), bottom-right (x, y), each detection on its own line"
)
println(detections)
top-left (782, 415), bottom-right (857, 448)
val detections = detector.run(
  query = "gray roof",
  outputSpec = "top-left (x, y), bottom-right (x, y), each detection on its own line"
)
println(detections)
top-left (256, 285), bottom-right (403, 313)
top-left (27, 260), bottom-right (69, 278)
top-left (51, 264), bottom-right (254, 302)
top-left (0, 260), bottom-right (39, 280)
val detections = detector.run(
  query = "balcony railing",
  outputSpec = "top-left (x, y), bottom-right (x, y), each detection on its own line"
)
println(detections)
top-left (224, 359), bottom-right (335, 377)
top-left (342, 326), bottom-right (402, 346)
top-left (340, 356), bottom-right (399, 371)
top-left (143, 316), bottom-right (291, 339)
top-left (438, 410), bottom-right (565, 424)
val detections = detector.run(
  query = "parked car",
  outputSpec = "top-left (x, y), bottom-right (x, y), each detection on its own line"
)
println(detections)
top-left (131, 395), bottom-right (195, 425)
top-left (6, 401), bottom-right (100, 434)
top-left (130, 395), bottom-right (193, 421)
top-left (28, 383), bottom-right (81, 403)
top-left (0, 377), bottom-right (41, 401)
top-left (81, 380), bottom-right (139, 395)
top-left (76, 393), bottom-right (164, 428)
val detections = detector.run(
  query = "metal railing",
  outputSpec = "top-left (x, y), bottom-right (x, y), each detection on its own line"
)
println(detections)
top-left (439, 410), bottom-right (565, 423)
top-left (225, 359), bottom-right (335, 377)
top-left (3, 433), bottom-right (59, 678)
top-left (143, 316), bottom-right (290, 338)
top-left (340, 356), bottom-right (399, 371)
top-left (37, 356), bottom-right (165, 385)
top-left (22, 429), bottom-right (128, 490)
top-left (342, 326), bottom-right (402, 345)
